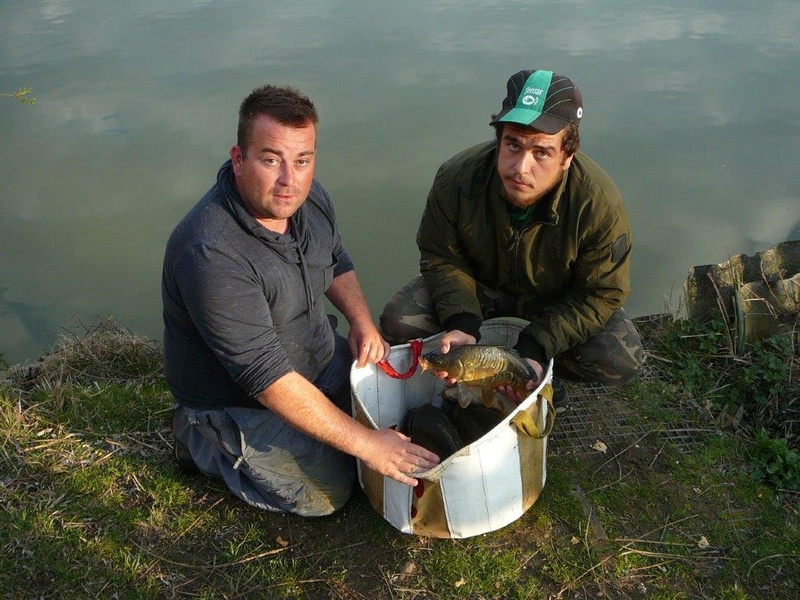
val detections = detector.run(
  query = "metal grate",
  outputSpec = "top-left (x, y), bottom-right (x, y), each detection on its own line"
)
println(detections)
top-left (548, 371), bottom-right (713, 457)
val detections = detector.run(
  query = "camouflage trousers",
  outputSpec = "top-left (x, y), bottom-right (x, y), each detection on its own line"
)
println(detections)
top-left (380, 275), bottom-right (644, 386)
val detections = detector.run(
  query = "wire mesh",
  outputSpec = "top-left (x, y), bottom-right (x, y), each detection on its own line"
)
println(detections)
top-left (548, 370), bottom-right (714, 457)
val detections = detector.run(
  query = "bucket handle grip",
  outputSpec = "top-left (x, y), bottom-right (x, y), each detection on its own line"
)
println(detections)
top-left (378, 339), bottom-right (423, 380)
top-left (511, 384), bottom-right (556, 439)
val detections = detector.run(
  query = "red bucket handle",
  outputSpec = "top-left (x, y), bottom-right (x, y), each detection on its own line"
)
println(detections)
top-left (377, 339), bottom-right (423, 379)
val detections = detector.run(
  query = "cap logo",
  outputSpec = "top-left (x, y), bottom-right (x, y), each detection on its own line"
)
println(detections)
top-left (517, 72), bottom-right (552, 110)
top-left (521, 87), bottom-right (544, 106)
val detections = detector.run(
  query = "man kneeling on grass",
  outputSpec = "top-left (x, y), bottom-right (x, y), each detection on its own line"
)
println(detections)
top-left (161, 84), bottom-right (438, 516)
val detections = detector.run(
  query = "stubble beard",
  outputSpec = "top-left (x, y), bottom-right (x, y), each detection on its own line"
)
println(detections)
top-left (501, 181), bottom-right (550, 210)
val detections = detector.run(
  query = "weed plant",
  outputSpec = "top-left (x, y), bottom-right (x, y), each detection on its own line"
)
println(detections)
top-left (650, 312), bottom-right (799, 491)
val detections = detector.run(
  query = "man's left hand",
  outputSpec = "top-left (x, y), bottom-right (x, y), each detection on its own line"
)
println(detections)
top-left (348, 319), bottom-right (391, 368)
top-left (494, 358), bottom-right (544, 403)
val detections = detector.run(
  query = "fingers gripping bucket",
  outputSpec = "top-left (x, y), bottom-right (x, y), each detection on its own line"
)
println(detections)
top-left (350, 317), bottom-right (554, 539)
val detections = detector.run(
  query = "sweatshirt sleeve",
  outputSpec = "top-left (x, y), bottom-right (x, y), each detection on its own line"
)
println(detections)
top-left (416, 166), bottom-right (484, 340)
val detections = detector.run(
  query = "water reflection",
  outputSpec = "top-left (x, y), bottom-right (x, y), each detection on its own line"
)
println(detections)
top-left (1, 1), bottom-right (798, 364)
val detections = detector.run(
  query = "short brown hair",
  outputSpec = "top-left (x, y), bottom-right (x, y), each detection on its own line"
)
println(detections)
top-left (237, 85), bottom-right (319, 153)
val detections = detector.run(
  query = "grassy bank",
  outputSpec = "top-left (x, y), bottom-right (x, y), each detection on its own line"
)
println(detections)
top-left (1, 316), bottom-right (798, 599)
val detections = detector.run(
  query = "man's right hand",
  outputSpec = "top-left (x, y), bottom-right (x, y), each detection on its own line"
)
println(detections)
top-left (359, 428), bottom-right (440, 487)
top-left (431, 329), bottom-right (478, 385)
top-left (437, 329), bottom-right (477, 355)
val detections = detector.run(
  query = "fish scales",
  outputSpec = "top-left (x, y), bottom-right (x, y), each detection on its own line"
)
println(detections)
top-left (419, 345), bottom-right (537, 389)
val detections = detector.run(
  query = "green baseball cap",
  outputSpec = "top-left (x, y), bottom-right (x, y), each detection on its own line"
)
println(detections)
top-left (491, 69), bottom-right (583, 133)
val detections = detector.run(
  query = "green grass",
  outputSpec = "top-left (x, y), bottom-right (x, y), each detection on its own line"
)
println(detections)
top-left (1, 317), bottom-right (799, 598)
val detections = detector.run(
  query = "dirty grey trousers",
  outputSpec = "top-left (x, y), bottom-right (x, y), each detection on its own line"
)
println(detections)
top-left (171, 332), bottom-right (355, 517)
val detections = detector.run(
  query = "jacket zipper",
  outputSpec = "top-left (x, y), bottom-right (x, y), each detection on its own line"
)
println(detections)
top-left (509, 228), bottom-right (522, 293)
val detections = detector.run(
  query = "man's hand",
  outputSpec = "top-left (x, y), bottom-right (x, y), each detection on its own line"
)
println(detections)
top-left (430, 329), bottom-right (478, 384)
top-left (324, 271), bottom-right (390, 368)
top-left (360, 428), bottom-right (440, 486)
top-left (348, 318), bottom-right (391, 368)
top-left (437, 329), bottom-right (477, 354)
top-left (494, 358), bottom-right (544, 403)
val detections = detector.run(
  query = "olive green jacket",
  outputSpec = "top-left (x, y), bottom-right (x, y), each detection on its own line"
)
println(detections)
top-left (416, 141), bottom-right (632, 361)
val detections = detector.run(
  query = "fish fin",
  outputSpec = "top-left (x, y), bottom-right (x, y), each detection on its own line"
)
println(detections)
top-left (442, 385), bottom-right (459, 402)
top-left (457, 382), bottom-right (471, 408)
top-left (480, 386), bottom-right (495, 408)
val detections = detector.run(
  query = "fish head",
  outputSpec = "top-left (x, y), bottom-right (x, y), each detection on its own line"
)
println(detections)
top-left (419, 352), bottom-right (446, 372)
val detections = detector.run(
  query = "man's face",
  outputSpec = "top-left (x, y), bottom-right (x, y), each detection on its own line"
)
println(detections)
top-left (230, 114), bottom-right (316, 232)
top-left (496, 123), bottom-right (574, 209)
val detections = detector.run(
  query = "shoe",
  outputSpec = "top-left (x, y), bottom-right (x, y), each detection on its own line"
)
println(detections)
top-left (174, 436), bottom-right (200, 473)
top-left (172, 410), bottom-right (200, 473)
top-left (552, 378), bottom-right (569, 413)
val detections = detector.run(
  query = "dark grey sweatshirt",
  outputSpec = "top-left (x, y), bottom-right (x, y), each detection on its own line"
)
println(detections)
top-left (162, 160), bottom-right (354, 410)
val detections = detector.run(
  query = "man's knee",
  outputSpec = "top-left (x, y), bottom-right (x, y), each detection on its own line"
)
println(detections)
top-left (588, 344), bottom-right (643, 386)
top-left (171, 405), bottom-right (355, 517)
top-left (236, 423), bottom-right (356, 516)
top-left (557, 309), bottom-right (645, 386)
top-left (380, 276), bottom-right (441, 343)
top-left (258, 457), bottom-right (355, 517)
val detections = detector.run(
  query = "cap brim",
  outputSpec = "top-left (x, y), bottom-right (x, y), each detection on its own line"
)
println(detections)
top-left (491, 108), bottom-right (568, 134)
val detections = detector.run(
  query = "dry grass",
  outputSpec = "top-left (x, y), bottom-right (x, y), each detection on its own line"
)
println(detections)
top-left (9, 315), bottom-right (163, 392)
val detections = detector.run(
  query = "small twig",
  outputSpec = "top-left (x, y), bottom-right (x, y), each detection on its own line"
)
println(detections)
top-left (618, 548), bottom-right (694, 563)
top-left (91, 447), bottom-right (123, 467)
top-left (558, 553), bottom-right (616, 591)
top-left (379, 565), bottom-right (398, 600)
top-left (264, 578), bottom-right (326, 588)
top-left (392, 587), bottom-right (434, 595)
top-left (642, 352), bottom-right (674, 364)
top-left (747, 553), bottom-right (799, 577)
top-left (23, 433), bottom-right (79, 451)
top-left (587, 470), bottom-right (631, 494)
top-left (293, 540), bottom-right (368, 560)
top-left (617, 514), bottom-right (699, 545)
top-left (120, 432), bottom-right (162, 452)
top-left (138, 542), bottom-right (296, 569)
top-left (519, 547), bottom-right (542, 568)
top-left (649, 442), bottom-right (666, 468)
top-left (175, 497), bottom-right (226, 541)
top-left (623, 560), bottom-right (675, 574)
top-left (130, 472), bottom-right (146, 493)
top-left (616, 538), bottom-right (695, 548)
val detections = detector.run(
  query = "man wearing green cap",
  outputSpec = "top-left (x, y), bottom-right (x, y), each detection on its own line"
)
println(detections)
top-left (380, 69), bottom-right (644, 406)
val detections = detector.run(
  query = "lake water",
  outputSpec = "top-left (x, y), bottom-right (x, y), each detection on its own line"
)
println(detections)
top-left (1, 0), bottom-right (799, 365)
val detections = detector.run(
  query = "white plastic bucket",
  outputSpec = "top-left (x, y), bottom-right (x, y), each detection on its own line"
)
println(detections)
top-left (350, 317), bottom-right (554, 538)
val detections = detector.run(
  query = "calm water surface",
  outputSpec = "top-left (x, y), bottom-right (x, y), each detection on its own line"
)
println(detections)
top-left (1, 1), bottom-right (799, 364)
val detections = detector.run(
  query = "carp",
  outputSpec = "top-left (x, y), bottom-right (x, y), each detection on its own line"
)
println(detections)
top-left (419, 345), bottom-right (539, 409)
top-left (442, 401), bottom-right (506, 446)
top-left (400, 402), bottom-right (507, 460)
top-left (400, 403), bottom-right (463, 460)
